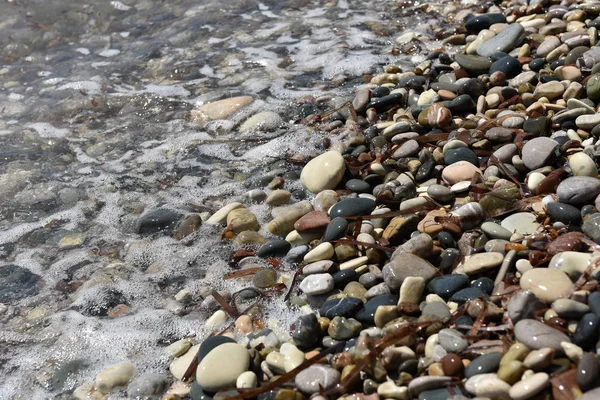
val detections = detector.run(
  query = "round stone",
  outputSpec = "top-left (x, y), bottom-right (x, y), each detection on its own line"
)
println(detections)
top-left (299, 273), bottom-right (334, 295)
top-left (521, 137), bottom-right (559, 170)
top-left (569, 152), bottom-right (598, 177)
top-left (427, 274), bottom-right (469, 300)
top-left (327, 316), bottom-right (362, 340)
top-left (295, 365), bottom-right (340, 394)
top-left (300, 151), bottom-right (346, 194)
top-left (196, 343), bottom-right (250, 392)
top-left (441, 354), bottom-right (464, 376)
top-left (319, 297), bottom-right (364, 318)
top-left (520, 268), bottom-right (572, 303)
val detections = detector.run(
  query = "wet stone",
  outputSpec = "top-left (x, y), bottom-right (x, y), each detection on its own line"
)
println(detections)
top-left (438, 328), bottom-right (469, 353)
top-left (514, 319), bottom-right (571, 352)
top-left (449, 287), bottom-right (488, 303)
top-left (583, 213), bottom-right (600, 241)
top-left (322, 217), bottom-right (348, 242)
top-left (573, 313), bottom-right (600, 350)
top-left (198, 336), bottom-right (237, 363)
top-left (126, 374), bottom-right (169, 399)
top-left (319, 297), bottom-right (364, 319)
top-left (328, 198), bottom-right (376, 218)
top-left (465, 353), bottom-right (503, 378)
top-left (136, 208), bottom-right (182, 235)
top-left (355, 294), bottom-right (398, 326)
top-left (300, 151), bottom-right (346, 194)
top-left (257, 240), bottom-right (291, 258)
top-left (346, 179), bottom-right (371, 194)
top-left (294, 211), bottom-right (330, 232)
top-left (0, 264), bottom-right (41, 302)
top-left (327, 316), bottom-right (362, 340)
top-left (577, 352), bottom-right (600, 392)
top-left (477, 24), bottom-right (524, 57)
top-left (507, 290), bottom-right (547, 323)
top-left (426, 274), bottom-right (469, 300)
top-left (546, 202), bottom-right (582, 225)
top-left (520, 268), bottom-right (572, 303)
top-left (295, 365), bottom-right (340, 395)
top-left (489, 56), bottom-right (521, 78)
top-left (465, 13), bottom-right (507, 32)
top-left (291, 313), bottom-right (321, 350)
top-left (299, 273), bottom-right (333, 295)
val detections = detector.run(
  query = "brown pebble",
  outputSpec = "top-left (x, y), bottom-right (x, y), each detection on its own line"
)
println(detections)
top-left (268, 176), bottom-right (284, 189)
top-left (438, 89), bottom-right (456, 100)
top-left (427, 103), bottom-right (452, 129)
top-left (441, 353), bottom-right (464, 377)
top-left (357, 152), bottom-right (374, 163)
top-left (294, 211), bottom-right (330, 232)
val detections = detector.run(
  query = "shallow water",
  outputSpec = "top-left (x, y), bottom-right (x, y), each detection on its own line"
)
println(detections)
top-left (0, 0), bottom-right (449, 397)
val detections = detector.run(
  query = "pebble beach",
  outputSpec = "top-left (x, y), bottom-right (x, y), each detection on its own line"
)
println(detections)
top-left (4, 0), bottom-right (600, 399)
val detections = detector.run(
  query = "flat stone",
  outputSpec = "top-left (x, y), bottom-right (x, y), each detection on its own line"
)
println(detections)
top-left (552, 298), bottom-right (590, 319)
top-left (454, 54), bottom-right (493, 75)
top-left (96, 362), bottom-right (136, 395)
top-left (382, 253), bottom-right (438, 290)
top-left (319, 297), bottom-right (364, 318)
top-left (465, 353), bottom-right (503, 378)
top-left (408, 376), bottom-right (453, 396)
top-left (257, 239), bottom-right (291, 257)
top-left (520, 268), bottom-right (572, 303)
top-left (300, 151), bottom-right (346, 194)
top-left (501, 212), bottom-right (542, 236)
top-left (481, 222), bottom-right (512, 240)
top-left (265, 190), bottom-right (291, 206)
top-left (514, 319), bottom-right (571, 352)
top-left (462, 252), bottom-right (505, 275)
top-left (508, 372), bottom-right (550, 400)
top-left (557, 177), bottom-right (600, 205)
top-left (427, 274), bottom-right (469, 300)
top-left (533, 81), bottom-right (565, 100)
top-left (299, 274), bottom-right (334, 295)
top-left (295, 365), bottom-right (340, 394)
top-left (294, 211), bottom-right (330, 232)
top-left (477, 23), bottom-right (524, 57)
top-left (465, 373), bottom-right (511, 399)
top-left (329, 198), bottom-right (376, 218)
top-left (239, 111), bottom-right (283, 132)
top-left (190, 96), bottom-right (253, 124)
top-left (196, 343), bottom-right (250, 392)
top-left (521, 137), bottom-right (559, 170)
top-left (442, 161), bottom-right (481, 185)
top-left (438, 328), bottom-right (469, 353)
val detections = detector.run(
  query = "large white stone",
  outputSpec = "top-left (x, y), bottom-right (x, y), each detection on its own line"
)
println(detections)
top-left (300, 151), bottom-right (346, 194)
top-left (196, 343), bottom-right (250, 392)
